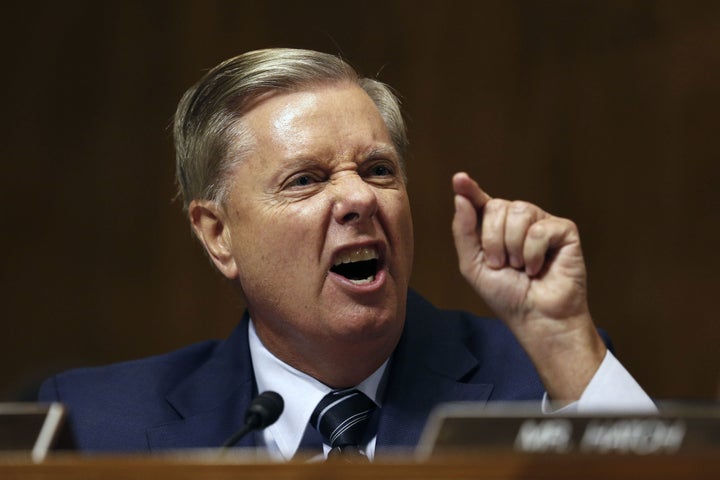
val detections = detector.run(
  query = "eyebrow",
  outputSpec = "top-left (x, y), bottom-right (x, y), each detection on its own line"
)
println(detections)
top-left (273, 141), bottom-right (399, 175)
top-left (281, 143), bottom-right (398, 166)
top-left (364, 144), bottom-right (399, 161)
top-left (278, 155), bottom-right (325, 172)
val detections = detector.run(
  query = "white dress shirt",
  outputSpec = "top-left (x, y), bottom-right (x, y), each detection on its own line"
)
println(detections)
top-left (249, 320), bottom-right (387, 461)
top-left (248, 319), bottom-right (655, 461)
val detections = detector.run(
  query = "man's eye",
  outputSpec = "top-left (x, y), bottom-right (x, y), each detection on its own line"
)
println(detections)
top-left (371, 164), bottom-right (393, 176)
top-left (289, 175), bottom-right (314, 187)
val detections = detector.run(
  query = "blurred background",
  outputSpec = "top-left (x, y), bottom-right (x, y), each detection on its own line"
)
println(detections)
top-left (1, 0), bottom-right (718, 402)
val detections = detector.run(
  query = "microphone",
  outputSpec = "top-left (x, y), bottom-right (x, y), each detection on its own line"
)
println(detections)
top-left (221, 391), bottom-right (284, 448)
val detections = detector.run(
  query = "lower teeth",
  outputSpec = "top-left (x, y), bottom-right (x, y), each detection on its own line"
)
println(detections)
top-left (349, 275), bottom-right (375, 285)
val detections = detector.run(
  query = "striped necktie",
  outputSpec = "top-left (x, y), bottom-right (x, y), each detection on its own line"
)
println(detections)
top-left (310, 388), bottom-right (376, 459)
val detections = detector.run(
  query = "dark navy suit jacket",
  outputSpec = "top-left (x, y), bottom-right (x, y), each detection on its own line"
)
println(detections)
top-left (39, 290), bottom-right (550, 454)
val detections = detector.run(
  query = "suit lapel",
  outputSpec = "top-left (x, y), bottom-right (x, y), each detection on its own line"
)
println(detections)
top-left (146, 315), bottom-right (257, 450)
top-left (376, 292), bottom-right (494, 452)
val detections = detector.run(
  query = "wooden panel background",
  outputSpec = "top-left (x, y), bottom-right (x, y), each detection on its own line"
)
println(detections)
top-left (1, 0), bottom-right (718, 401)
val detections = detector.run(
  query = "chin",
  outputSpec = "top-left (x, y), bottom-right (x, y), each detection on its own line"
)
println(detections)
top-left (329, 303), bottom-right (403, 339)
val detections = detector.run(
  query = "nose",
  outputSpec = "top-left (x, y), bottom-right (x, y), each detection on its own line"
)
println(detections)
top-left (331, 173), bottom-right (378, 225)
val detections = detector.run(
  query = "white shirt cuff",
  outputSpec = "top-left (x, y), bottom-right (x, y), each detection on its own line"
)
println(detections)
top-left (542, 350), bottom-right (657, 414)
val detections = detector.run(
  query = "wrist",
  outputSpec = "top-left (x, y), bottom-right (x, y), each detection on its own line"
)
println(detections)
top-left (518, 316), bottom-right (607, 402)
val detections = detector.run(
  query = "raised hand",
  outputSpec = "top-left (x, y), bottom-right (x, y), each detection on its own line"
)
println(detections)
top-left (451, 172), bottom-right (606, 401)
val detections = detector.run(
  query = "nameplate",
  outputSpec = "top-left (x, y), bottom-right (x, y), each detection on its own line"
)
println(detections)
top-left (416, 402), bottom-right (720, 458)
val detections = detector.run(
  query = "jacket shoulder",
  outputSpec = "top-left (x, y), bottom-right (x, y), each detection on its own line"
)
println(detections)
top-left (38, 340), bottom-right (221, 450)
top-left (40, 340), bottom-right (220, 399)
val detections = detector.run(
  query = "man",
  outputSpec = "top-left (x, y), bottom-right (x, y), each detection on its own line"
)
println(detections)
top-left (40, 48), bottom-right (654, 459)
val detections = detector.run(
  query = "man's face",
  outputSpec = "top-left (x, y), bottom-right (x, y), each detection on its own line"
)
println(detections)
top-left (215, 83), bottom-right (414, 371)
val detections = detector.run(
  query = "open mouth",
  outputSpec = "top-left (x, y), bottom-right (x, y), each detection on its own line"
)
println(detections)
top-left (330, 246), bottom-right (381, 285)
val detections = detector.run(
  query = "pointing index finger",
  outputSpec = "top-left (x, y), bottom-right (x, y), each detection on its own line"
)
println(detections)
top-left (452, 172), bottom-right (492, 208)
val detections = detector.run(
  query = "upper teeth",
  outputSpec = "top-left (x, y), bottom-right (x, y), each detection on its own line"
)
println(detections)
top-left (333, 246), bottom-right (378, 266)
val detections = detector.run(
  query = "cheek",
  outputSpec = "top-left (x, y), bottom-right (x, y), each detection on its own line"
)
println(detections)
top-left (387, 193), bottom-right (414, 237)
top-left (381, 192), bottom-right (414, 270)
top-left (234, 203), bottom-right (328, 268)
top-left (400, 213), bottom-right (415, 270)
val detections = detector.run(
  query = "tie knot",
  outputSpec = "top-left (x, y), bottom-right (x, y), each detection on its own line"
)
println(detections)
top-left (310, 389), bottom-right (376, 449)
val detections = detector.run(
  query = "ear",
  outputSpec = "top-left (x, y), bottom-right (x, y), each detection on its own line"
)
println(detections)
top-left (188, 199), bottom-right (239, 280)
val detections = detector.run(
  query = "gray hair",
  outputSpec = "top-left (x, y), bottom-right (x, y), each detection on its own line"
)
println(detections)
top-left (173, 48), bottom-right (408, 210)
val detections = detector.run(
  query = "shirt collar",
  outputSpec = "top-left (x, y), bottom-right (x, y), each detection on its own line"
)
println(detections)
top-left (248, 319), bottom-right (388, 460)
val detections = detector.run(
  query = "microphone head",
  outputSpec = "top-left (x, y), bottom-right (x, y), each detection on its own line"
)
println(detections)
top-left (245, 391), bottom-right (284, 430)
